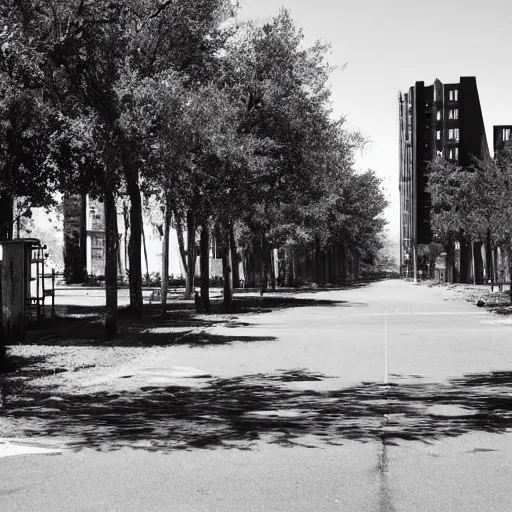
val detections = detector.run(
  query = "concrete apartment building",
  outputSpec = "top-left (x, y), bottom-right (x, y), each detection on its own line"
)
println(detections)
top-left (398, 76), bottom-right (489, 281)
top-left (493, 125), bottom-right (512, 153)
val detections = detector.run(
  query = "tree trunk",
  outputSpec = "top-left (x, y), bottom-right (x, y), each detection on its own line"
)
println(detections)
top-left (471, 238), bottom-right (476, 285)
top-left (80, 194), bottom-right (88, 281)
top-left (445, 235), bottom-right (455, 284)
top-left (494, 247), bottom-right (499, 286)
top-left (508, 245), bottom-right (512, 301)
top-left (284, 247), bottom-right (292, 287)
top-left (0, 260), bottom-right (4, 367)
top-left (161, 199), bottom-right (171, 316)
top-left (221, 226), bottom-right (233, 311)
top-left (185, 210), bottom-right (196, 299)
top-left (123, 200), bottom-right (129, 277)
top-left (314, 238), bottom-right (321, 283)
top-left (175, 213), bottom-right (188, 279)
top-left (270, 248), bottom-right (276, 291)
top-left (142, 224), bottom-right (149, 285)
top-left (229, 226), bottom-right (240, 289)
top-left (244, 249), bottom-right (254, 288)
top-left (241, 251), bottom-right (248, 288)
top-left (291, 248), bottom-right (296, 284)
top-left (486, 229), bottom-right (493, 288)
top-left (127, 173), bottom-right (143, 316)
top-left (117, 233), bottom-right (123, 280)
top-left (104, 186), bottom-right (118, 340)
top-left (200, 223), bottom-right (210, 313)
top-left (259, 235), bottom-right (268, 295)
top-left (0, 193), bottom-right (13, 241)
top-left (459, 231), bottom-right (470, 284)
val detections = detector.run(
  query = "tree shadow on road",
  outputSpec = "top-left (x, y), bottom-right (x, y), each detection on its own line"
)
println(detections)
top-left (1, 367), bottom-right (512, 453)
top-left (23, 295), bottom-right (365, 347)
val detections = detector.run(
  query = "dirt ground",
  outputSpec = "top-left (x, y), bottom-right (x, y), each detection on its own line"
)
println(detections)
top-left (424, 280), bottom-right (512, 314)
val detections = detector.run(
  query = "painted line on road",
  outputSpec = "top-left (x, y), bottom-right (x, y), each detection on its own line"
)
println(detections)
top-left (0, 439), bottom-right (66, 458)
top-left (348, 311), bottom-right (489, 317)
top-left (393, 328), bottom-right (512, 333)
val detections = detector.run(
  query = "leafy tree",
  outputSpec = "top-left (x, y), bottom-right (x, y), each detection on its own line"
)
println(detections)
top-left (220, 10), bottom-right (338, 288)
top-left (2, 0), bottom-right (236, 330)
top-left (116, 0), bottom-right (235, 313)
top-left (0, 77), bottom-right (55, 239)
top-left (169, 82), bottom-right (266, 309)
top-left (427, 154), bottom-right (512, 284)
top-left (470, 150), bottom-right (512, 285)
top-left (426, 157), bottom-right (475, 282)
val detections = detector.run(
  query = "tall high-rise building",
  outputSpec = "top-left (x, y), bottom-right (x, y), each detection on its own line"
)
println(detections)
top-left (398, 77), bottom-right (489, 278)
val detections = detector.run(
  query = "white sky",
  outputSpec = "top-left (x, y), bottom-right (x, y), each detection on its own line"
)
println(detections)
top-left (237, 0), bottom-right (512, 242)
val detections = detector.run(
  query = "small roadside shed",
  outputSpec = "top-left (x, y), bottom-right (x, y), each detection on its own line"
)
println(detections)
top-left (0, 238), bottom-right (41, 343)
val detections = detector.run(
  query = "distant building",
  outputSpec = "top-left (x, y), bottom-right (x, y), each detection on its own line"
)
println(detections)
top-left (493, 125), bottom-right (512, 153)
top-left (62, 195), bottom-right (363, 288)
top-left (399, 77), bottom-right (489, 279)
top-left (63, 194), bottom-right (186, 283)
top-left (62, 194), bottom-right (243, 285)
top-left (62, 194), bottom-right (87, 283)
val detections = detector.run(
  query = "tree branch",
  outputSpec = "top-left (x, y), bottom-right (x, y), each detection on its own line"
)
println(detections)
top-left (136, 0), bottom-right (175, 33)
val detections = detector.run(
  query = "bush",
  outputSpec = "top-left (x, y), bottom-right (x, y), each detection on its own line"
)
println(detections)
top-left (142, 272), bottom-right (161, 287)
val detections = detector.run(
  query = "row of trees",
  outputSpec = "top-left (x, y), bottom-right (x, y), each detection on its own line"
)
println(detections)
top-left (0, 1), bottom-right (388, 340)
top-left (427, 143), bottom-right (512, 285)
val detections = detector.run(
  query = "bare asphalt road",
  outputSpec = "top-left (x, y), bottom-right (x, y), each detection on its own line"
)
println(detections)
top-left (1, 280), bottom-right (512, 511)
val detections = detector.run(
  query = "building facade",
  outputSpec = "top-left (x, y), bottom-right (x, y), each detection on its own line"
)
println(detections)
top-left (399, 77), bottom-right (489, 279)
top-left (63, 194), bottom-right (186, 283)
top-left (62, 194), bottom-right (241, 284)
top-left (493, 125), bottom-right (512, 153)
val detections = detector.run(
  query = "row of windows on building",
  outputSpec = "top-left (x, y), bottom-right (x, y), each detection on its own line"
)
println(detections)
top-left (406, 107), bottom-right (459, 131)
top-left (436, 128), bottom-right (459, 141)
top-left (436, 109), bottom-right (458, 120)
top-left (432, 146), bottom-right (459, 161)
top-left (404, 89), bottom-right (459, 136)
top-left (448, 147), bottom-right (459, 160)
top-left (412, 88), bottom-right (458, 108)
top-left (448, 89), bottom-right (459, 102)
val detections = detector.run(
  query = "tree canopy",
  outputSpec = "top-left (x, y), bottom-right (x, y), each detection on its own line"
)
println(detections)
top-left (0, 3), bottom-right (389, 338)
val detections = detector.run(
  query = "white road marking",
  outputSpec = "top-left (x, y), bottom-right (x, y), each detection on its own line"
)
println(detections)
top-left (480, 319), bottom-right (512, 325)
top-left (0, 439), bottom-right (66, 458)
top-left (348, 311), bottom-right (489, 317)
